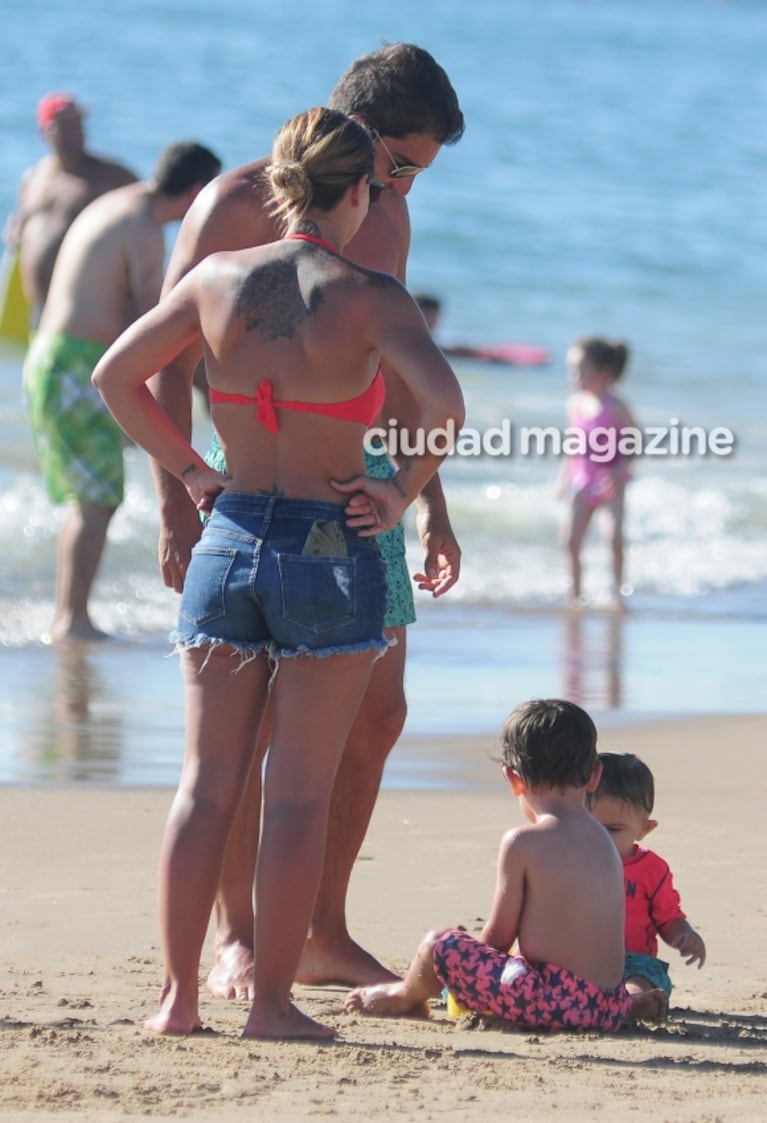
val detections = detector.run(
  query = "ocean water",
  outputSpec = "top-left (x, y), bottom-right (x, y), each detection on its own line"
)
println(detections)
top-left (1, 0), bottom-right (766, 784)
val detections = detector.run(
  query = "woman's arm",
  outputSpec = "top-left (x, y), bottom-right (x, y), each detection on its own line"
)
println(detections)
top-left (92, 268), bottom-right (227, 508)
top-left (332, 284), bottom-right (465, 535)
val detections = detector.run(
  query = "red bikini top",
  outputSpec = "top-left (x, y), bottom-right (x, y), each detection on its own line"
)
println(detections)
top-left (209, 232), bottom-right (385, 432)
top-left (209, 369), bottom-right (385, 432)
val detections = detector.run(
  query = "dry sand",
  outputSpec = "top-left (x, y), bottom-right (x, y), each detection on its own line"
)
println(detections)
top-left (1, 714), bottom-right (766, 1121)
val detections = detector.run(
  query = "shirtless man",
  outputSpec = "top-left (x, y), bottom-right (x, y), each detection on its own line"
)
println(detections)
top-left (23, 142), bottom-right (221, 642)
top-left (10, 93), bottom-right (138, 326)
top-left (149, 43), bottom-right (464, 995)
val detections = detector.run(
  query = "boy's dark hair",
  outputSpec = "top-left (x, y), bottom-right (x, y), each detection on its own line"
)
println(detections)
top-left (153, 142), bottom-right (222, 196)
top-left (500, 699), bottom-right (597, 790)
top-left (592, 752), bottom-right (655, 815)
top-left (328, 42), bottom-right (465, 145)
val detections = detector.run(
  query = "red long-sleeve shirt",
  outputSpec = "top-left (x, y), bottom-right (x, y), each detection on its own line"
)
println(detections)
top-left (623, 846), bottom-right (686, 956)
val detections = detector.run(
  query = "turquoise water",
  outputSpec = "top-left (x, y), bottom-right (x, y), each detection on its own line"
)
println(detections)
top-left (0, 1), bottom-right (765, 785)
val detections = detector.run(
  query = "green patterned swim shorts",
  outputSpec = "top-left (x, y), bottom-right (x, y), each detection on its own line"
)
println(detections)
top-left (23, 331), bottom-right (124, 507)
top-left (205, 432), bottom-right (416, 629)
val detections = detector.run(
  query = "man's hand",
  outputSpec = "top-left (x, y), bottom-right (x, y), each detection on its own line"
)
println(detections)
top-left (158, 500), bottom-right (206, 594)
top-left (412, 503), bottom-right (461, 597)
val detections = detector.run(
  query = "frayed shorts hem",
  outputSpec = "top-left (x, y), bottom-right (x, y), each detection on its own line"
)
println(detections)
top-left (171, 632), bottom-right (393, 671)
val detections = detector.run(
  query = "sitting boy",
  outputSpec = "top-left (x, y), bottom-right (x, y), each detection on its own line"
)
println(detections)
top-left (588, 752), bottom-right (706, 1021)
top-left (346, 699), bottom-right (632, 1032)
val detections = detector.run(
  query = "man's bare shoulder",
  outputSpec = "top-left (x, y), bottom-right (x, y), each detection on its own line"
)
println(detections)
top-left (164, 159), bottom-right (276, 286)
top-left (17, 156), bottom-right (55, 200)
top-left (62, 181), bottom-right (147, 244)
top-left (192, 159), bottom-right (273, 243)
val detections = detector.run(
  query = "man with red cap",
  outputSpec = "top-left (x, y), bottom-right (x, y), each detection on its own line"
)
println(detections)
top-left (9, 92), bottom-right (137, 325)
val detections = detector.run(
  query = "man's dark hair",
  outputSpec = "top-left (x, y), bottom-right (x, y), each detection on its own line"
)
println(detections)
top-left (153, 142), bottom-right (222, 196)
top-left (500, 699), bottom-right (598, 791)
top-left (591, 752), bottom-right (655, 815)
top-left (329, 42), bottom-right (464, 144)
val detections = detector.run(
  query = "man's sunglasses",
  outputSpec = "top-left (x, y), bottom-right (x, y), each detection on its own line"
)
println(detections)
top-left (371, 129), bottom-right (428, 179)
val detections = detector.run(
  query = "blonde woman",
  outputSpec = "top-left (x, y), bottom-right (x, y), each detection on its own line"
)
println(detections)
top-left (93, 107), bottom-right (464, 1041)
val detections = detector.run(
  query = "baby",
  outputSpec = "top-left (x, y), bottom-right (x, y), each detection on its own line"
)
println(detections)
top-left (588, 752), bottom-right (706, 1021)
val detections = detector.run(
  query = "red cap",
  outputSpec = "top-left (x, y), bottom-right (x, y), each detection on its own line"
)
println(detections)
top-left (37, 92), bottom-right (83, 129)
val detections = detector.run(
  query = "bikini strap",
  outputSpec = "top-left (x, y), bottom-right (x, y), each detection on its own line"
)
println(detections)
top-left (284, 232), bottom-right (339, 253)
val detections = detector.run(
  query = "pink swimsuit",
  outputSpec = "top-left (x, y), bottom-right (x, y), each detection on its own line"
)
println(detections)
top-left (568, 392), bottom-right (630, 507)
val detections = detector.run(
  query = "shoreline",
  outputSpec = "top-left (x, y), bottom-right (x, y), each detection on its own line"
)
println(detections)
top-left (1, 601), bottom-right (766, 788)
top-left (1, 712), bottom-right (766, 1120)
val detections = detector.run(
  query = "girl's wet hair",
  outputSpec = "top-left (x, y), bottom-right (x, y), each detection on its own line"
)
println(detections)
top-left (500, 699), bottom-right (597, 790)
top-left (571, 337), bottom-right (630, 381)
top-left (268, 107), bottom-right (374, 224)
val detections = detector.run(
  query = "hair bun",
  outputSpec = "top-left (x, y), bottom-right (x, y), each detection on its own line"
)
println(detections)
top-left (271, 160), bottom-right (309, 196)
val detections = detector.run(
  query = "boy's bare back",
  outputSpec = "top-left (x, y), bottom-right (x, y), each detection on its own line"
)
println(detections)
top-left (488, 804), bottom-right (626, 990)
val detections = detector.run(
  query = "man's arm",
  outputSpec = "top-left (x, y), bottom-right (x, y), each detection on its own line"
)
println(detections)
top-left (146, 180), bottom-right (221, 592)
top-left (412, 472), bottom-right (461, 597)
top-left (382, 357), bottom-right (462, 596)
top-left (348, 192), bottom-right (463, 594)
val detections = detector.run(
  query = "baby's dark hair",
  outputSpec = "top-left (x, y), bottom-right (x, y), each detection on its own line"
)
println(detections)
top-left (500, 699), bottom-right (597, 790)
top-left (592, 752), bottom-right (655, 815)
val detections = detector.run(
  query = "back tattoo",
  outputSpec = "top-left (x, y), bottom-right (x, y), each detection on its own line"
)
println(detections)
top-left (235, 262), bottom-right (324, 341)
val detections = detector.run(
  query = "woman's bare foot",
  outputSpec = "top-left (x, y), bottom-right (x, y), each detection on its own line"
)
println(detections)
top-left (243, 1000), bottom-right (337, 1041)
top-left (345, 982), bottom-right (430, 1019)
top-left (207, 940), bottom-right (255, 1000)
top-left (296, 932), bottom-right (399, 988)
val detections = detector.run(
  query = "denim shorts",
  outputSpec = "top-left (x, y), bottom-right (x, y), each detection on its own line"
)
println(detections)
top-left (204, 432), bottom-right (416, 629)
top-left (172, 492), bottom-right (389, 662)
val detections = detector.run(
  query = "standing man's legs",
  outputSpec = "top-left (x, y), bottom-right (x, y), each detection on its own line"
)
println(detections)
top-left (53, 500), bottom-right (116, 641)
top-left (23, 331), bottom-right (123, 642)
top-left (297, 625), bottom-right (406, 984)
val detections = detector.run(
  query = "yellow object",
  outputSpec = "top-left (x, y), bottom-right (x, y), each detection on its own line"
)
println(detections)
top-left (446, 990), bottom-right (493, 1018)
top-left (446, 990), bottom-right (472, 1017)
top-left (0, 249), bottom-right (31, 345)
top-left (445, 942), bottom-right (518, 1017)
